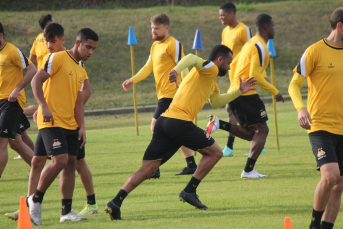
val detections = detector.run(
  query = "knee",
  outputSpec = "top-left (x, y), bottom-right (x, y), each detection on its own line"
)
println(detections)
top-left (321, 173), bottom-right (340, 188)
top-left (213, 149), bottom-right (223, 161)
top-left (225, 104), bottom-right (231, 113)
top-left (31, 157), bottom-right (46, 170)
top-left (9, 141), bottom-right (19, 151)
top-left (53, 156), bottom-right (69, 169)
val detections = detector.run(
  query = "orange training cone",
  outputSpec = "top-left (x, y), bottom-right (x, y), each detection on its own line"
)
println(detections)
top-left (17, 196), bottom-right (32, 229)
top-left (284, 217), bottom-right (292, 229)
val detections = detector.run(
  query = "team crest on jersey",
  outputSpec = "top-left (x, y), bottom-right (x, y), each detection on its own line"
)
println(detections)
top-left (69, 71), bottom-right (73, 76)
top-left (260, 109), bottom-right (267, 118)
top-left (52, 139), bottom-right (62, 149)
top-left (328, 63), bottom-right (335, 69)
top-left (79, 76), bottom-right (83, 83)
top-left (317, 148), bottom-right (326, 160)
top-left (0, 60), bottom-right (5, 66)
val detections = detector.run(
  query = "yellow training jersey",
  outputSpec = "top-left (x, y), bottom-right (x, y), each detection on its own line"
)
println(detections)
top-left (162, 60), bottom-right (219, 121)
top-left (294, 38), bottom-right (343, 135)
top-left (79, 61), bottom-right (89, 82)
top-left (222, 22), bottom-right (252, 60)
top-left (231, 35), bottom-right (278, 96)
top-left (0, 42), bottom-right (32, 110)
top-left (37, 50), bottom-right (84, 130)
top-left (30, 33), bottom-right (49, 68)
top-left (150, 36), bottom-right (184, 100)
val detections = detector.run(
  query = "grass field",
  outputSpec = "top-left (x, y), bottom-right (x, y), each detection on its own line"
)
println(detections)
top-left (0, 0), bottom-right (341, 109)
top-left (1, 100), bottom-right (342, 228)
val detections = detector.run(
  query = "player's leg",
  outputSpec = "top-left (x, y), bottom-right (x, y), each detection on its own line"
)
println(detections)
top-left (60, 129), bottom-right (87, 222)
top-left (308, 131), bottom-right (341, 229)
top-left (0, 137), bottom-right (9, 177)
top-left (175, 146), bottom-right (197, 176)
top-left (76, 146), bottom-right (98, 216)
top-left (21, 131), bottom-right (34, 151)
top-left (223, 103), bottom-right (237, 156)
top-left (8, 135), bottom-right (33, 166)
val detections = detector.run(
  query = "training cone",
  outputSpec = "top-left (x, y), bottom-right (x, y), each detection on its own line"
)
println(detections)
top-left (284, 217), bottom-right (292, 229)
top-left (192, 29), bottom-right (204, 50)
top-left (127, 26), bottom-right (138, 45)
top-left (17, 196), bottom-right (32, 229)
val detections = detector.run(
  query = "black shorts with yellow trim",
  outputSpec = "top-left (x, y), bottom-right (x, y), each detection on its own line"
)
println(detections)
top-left (229, 94), bottom-right (268, 127)
top-left (143, 116), bottom-right (215, 165)
top-left (34, 127), bottom-right (79, 157)
top-left (77, 137), bottom-right (85, 160)
top-left (309, 130), bottom-right (343, 175)
top-left (153, 98), bottom-right (173, 119)
top-left (19, 114), bottom-right (30, 132)
top-left (0, 100), bottom-right (24, 140)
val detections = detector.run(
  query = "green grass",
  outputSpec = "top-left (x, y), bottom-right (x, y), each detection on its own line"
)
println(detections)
top-left (0, 1), bottom-right (341, 109)
top-left (1, 100), bottom-right (342, 228)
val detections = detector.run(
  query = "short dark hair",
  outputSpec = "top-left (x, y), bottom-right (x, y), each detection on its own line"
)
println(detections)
top-left (39, 14), bottom-right (53, 30)
top-left (76, 28), bottom-right (98, 42)
top-left (150, 13), bottom-right (170, 26)
top-left (220, 2), bottom-right (236, 14)
top-left (0, 22), bottom-right (4, 34)
top-left (330, 7), bottom-right (343, 29)
top-left (255, 14), bottom-right (273, 29)
top-left (208, 45), bottom-right (232, 61)
top-left (44, 23), bottom-right (64, 40)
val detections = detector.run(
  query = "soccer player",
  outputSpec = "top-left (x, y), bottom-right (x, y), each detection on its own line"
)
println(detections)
top-left (0, 22), bottom-right (37, 177)
top-left (206, 14), bottom-right (284, 178)
top-left (27, 23), bottom-right (98, 225)
top-left (219, 2), bottom-right (267, 157)
top-left (105, 45), bottom-right (257, 220)
top-left (288, 7), bottom-right (343, 229)
top-left (122, 13), bottom-right (197, 177)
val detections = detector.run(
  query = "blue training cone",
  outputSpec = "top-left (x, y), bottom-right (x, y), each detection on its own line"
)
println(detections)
top-left (127, 26), bottom-right (138, 45)
top-left (192, 29), bottom-right (204, 50)
top-left (267, 39), bottom-right (276, 57)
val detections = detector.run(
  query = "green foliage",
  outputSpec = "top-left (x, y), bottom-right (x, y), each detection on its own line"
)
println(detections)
top-left (0, 1), bottom-right (340, 109)
top-left (2, 101), bottom-right (343, 228)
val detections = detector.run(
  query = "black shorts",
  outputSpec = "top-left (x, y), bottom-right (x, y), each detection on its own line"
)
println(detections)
top-left (77, 138), bottom-right (85, 160)
top-left (0, 100), bottom-right (24, 139)
top-left (153, 98), bottom-right (173, 119)
top-left (309, 131), bottom-right (343, 175)
top-left (19, 114), bottom-right (30, 132)
top-left (143, 117), bottom-right (215, 165)
top-left (34, 127), bottom-right (79, 157)
top-left (229, 94), bottom-right (268, 127)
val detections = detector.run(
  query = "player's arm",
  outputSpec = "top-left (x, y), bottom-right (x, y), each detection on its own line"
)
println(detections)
top-left (31, 69), bottom-right (54, 124)
top-left (29, 54), bottom-right (37, 66)
top-left (74, 90), bottom-right (86, 148)
top-left (288, 72), bottom-right (312, 130)
top-left (209, 77), bottom-right (257, 108)
top-left (8, 63), bottom-right (37, 102)
top-left (82, 79), bottom-right (91, 105)
top-left (169, 54), bottom-right (203, 86)
top-left (122, 60), bottom-right (153, 91)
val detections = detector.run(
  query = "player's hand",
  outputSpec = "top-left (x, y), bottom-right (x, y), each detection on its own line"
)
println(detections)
top-left (298, 108), bottom-right (312, 130)
top-left (275, 93), bottom-right (284, 102)
top-left (78, 127), bottom-right (86, 149)
top-left (239, 76), bottom-right (257, 94)
top-left (8, 89), bottom-right (20, 102)
top-left (169, 69), bottom-right (179, 88)
top-left (41, 106), bottom-right (54, 125)
top-left (33, 110), bottom-right (38, 123)
top-left (122, 79), bottom-right (133, 91)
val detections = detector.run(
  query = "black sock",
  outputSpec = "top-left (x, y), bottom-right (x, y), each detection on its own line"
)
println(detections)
top-left (87, 194), bottom-right (96, 205)
top-left (32, 190), bottom-right (45, 203)
top-left (184, 176), bottom-right (201, 193)
top-left (112, 189), bottom-right (128, 207)
top-left (61, 199), bottom-right (72, 215)
top-left (26, 197), bottom-right (29, 207)
top-left (227, 136), bottom-right (235, 149)
top-left (219, 120), bottom-right (231, 132)
top-left (185, 156), bottom-right (197, 168)
top-left (244, 157), bottom-right (256, 173)
top-left (322, 221), bottom-right (334, 229)
top-left (310, 209), bottom-right (324, 228)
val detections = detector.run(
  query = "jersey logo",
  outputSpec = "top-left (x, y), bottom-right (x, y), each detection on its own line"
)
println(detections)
top-left (317, 148), bottom-right (326, 160)
top-left (3, 129), bottom-right (8, 133)
top-left (328, 63), bottom-right (335, 69)
top-left (0, 61), bottom-right (5, 66)
top-left (260, 110), bottom-right (267, 118)
top-left (69, 71), bottom-right (73, 76)
top-left (52, 139), bottom-right (62, 149)
top-left (79, 76), bottom-right (83, 84)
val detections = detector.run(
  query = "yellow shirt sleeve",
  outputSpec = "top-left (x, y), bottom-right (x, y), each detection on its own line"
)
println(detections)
top-left (209, 86), bottom-right (242, 109)
top-left (30, 38), bottom-right (37, 55)
top-left (173, 54), bottom-right (203, 74)
top-left (288, 72), bottom-right (306, 112)
top-left (131, 59), bottom-right (153, 84)
top-left (250, 64), bottom-right (279, 96)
